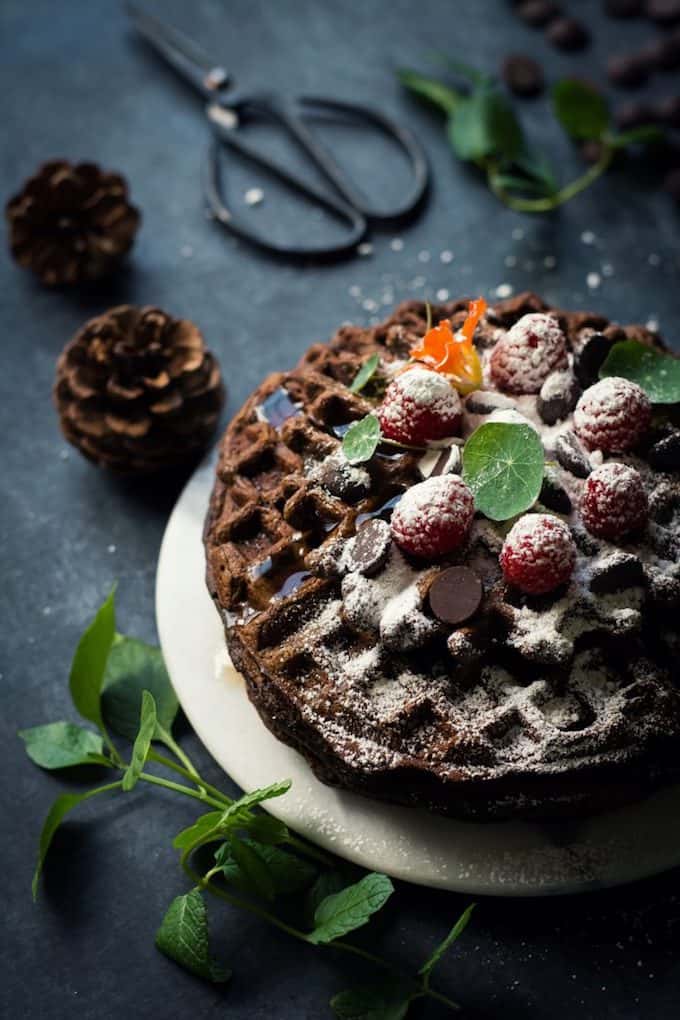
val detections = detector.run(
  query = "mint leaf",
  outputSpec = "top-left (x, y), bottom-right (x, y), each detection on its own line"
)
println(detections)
top-left (69, 586), bottom-right (116, 732)
top-left (449, 87), bottom-right (522, 162)
top-left (173, 811), bottom-right (225, 851)
top-left (462, 422), bottom-right (544, 521)
top-left (512, 143), bottom-right (557, 194)
top-left (215, 838), bottom-right (316, 896)
top-left (599, 340), bottom-right (680, 404)
top-left (156, 889), bottom-right (230, 983)
top-left (331, 982), bottom-right (416, 1020)
top-left (308, 873), bottom-right (394, 945)
top-left (552, 80), bottom-right (609, 141)
top-left (242, 812), bottom-right (289, 845)
top-left (220, 778), bottom-right (292, 826)
top-left (419, 904), bottom-right (475, 984)
top-left (122, 691), bottom-right (157, 792)
top-left (32, 782), bottom-right (122, 898)
top-left (342, 415), bottom-right (381, 465)
top-left (19, 722), bottom-right (106, 770)
top-left (350, 354), bottom-right (380, 394)
top-left (102, 635), bottom-right (178, 743)
top-left (305, 871), bottom-right (350, 926)
top-left (225, 836), bottom-right (277, 901)
top-left (397, 68), bottom-right (461, 115)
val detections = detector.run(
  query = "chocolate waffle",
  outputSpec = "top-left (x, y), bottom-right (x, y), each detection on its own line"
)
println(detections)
top-left (204, 294), bottom-right (680, 819)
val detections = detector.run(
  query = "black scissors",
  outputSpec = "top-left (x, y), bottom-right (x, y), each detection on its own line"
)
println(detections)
top-left (125, 3), bottom-right (429, 258)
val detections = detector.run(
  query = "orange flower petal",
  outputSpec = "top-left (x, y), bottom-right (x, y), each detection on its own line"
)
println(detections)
top-left (409, 298), bottom-right (486, 394)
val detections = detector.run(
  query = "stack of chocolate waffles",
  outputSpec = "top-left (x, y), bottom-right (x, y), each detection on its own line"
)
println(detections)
top-left (204, 293), bottom-right (680, 819)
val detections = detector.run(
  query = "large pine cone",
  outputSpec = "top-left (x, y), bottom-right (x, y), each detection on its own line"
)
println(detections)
top-left (54, 306), bottom-right (225, 474)
top-left (6, 160), bottom-right (140, 286)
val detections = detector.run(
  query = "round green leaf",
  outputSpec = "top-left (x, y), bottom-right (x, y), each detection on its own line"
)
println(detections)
top-left (462, 422), bottom-right (545, 521)
top-left (342, 415), bottom-right (382, 465)
top-left (449, 87), bottom-right (522, 162)
top-left (102, 636), bottom-right (178, 742)
top-left (599, 340), bottom-right (680, 404)
top-left (19, 722), bottom-right (105, 770)
top-left (552, 80), bottom-right (609, 141)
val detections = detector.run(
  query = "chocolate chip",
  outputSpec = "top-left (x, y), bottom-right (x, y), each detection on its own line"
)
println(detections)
top-left (546, 17), bottom-right (589, 49)
top-left (418, 442), bottom-right (462, 480)
top-left (605, 0), bottom-right (643, 15)
top-left (537, 370), bottom-right (580, 425)
top-left (502, 54), bottom-right (545, 97)
top-left (428, 566), bottom-right (483, 626)
top-left (647, 429), bottom-right (680, 470)
top-left (607, 53), bottom-right (649, 87)
top-left (663, 166), bottom-right (680, 200)
top-left (573, 331), bottom-right (613, 388)
top-left (348, 518), bottom-right (392, 577)
top-left (315, 456), bottom-right (370, 503)
top-left (516, 0), bottom-right (561, 26)
top-left (555, 430), bottom-right (592, 478)
top-left (645, 0), bottom-right (680, 23)
top-left (539, 467), bottom-right (572, 513)
top-left (590, 553), bottom-right (644, 594)
top-left (615, 100), bottom-right (656, 130)
top-left (653, 95), bottom-right (680, 127)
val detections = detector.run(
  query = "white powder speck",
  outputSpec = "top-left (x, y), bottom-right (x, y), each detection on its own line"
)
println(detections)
top-left (581, 230), bottom-right (596, 245)
top-left (648, 252), bottom-right (661, 267)
top-left (418, 250), bottom-right (431, 262)
top-left (440, 249), bottom-right (454, 263)
top-left (543, 255), bottom-right (557, 269)
top-left (602, 262), bottom-right (614, 277)
top-left (362, 298), bottom-right (378, 312)
top-left (436, 288), bottom-right (450, 301)
top-left (495, 283), bottom-right (514, 298)
top-left (390, 238), bottom-right (404, 251)
top-left (504, 254), bottom-right (517, 268)
top-left (512, 227), bottom-right (524, 240)
top-left (349, 285), bottom-right (361, 298)
top-left (180, 244), bottom-right (194, 258)
top-left (357, 242), bottom-right (373, 256)
top-left (646, 318), bottom-right (659, 332)
top-left (108, 544), bottom-right (116, 554)
top-left (586, 272), bottom-right (601, 290)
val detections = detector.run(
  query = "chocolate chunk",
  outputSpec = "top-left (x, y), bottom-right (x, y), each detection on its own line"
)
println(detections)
top-left (573, 331), bottom-right (613, 388)
top-left (417, 442), bottom-right (462, 480)
top-left (605, 0), bottom-right (643, 15)
top-left (546, 17), bottom-right (589, 49)
top-left (348, 518), bottom-right (392, 577)
top-left (590, 553), bottom-right (644, 594)
top-left (607, 53), bottom-right (649, 87)
top-left (314, 454), bottom-right (370, 503)
top-left (539, 467), bottom-right (573, 513)
top-left (428, 566), bottom-right (483, 626)
top-left (537, 370), bottom-right (580, 425)
top-left (516, 0), bottom-right (561, 26)
top-left (647, 430), bottom-right (680, 470)
top-left (615, 100), bottom-right (656, 130)
top-left (645, 0), bottom-right (680, 23)
top-left (555, 430), bottom-right (592, 478)
top-left (502, 55), bottom-right (545, 97)
top-left (465, 390), bottom-right (516, 414)
top-left (653, 95), bottom-right (680, 127)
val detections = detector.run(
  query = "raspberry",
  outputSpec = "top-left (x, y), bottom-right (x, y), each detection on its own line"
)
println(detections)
top-left (580, 462), bottom-right (649, 540)
top-left (489, 313), bottom-right (568, 395)
top-left (500, 513), bottom-right (577, 595)
top-left (573, 377), bottom-right (651, 452)
top-left (378, 366), bottom-right (462, 446)
top-left (390, 475), bottom-right (474, 559)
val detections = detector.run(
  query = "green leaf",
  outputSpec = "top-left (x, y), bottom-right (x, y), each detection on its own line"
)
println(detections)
top-left (173, 811), bottom-right (225, 851)
top-left (19, 722), bottom-right (106, 770)
top-left (342, 415), bottom-right (382, 465)
top-left (512, 144), bottom-right (557, 194)
top-left (397, 68), bottom-right (461, 115)
top-left (225, 836), bottom-right (277, 901)
top-left (462, 422), bottom-right (545, 521)
top-left (122, 691), bottom-right (157, 792)
top-left (156, 889), bottom-right (230, 983)
top-left (241, 812), bottom-right (289, 845)
top-left (215, 838), bottom-right (316, 896)
top-left (69, 586), bottom-right (116, 732)
top-left (599, 340), bottom-right (680, 404)
top-left (305, 871), bottom-right (350, 926)
top-left (419, 904), bottom-right (475, 983)
top-left (331, 982), bottom-right (416, 1020)
top-left (489, 172), bottom-right (555, 197)
top-left (449, 87), bottom-right (522, 162)
top-left (32, 782), bottom-right (122, 898)
top-left (102, 635), bottom-right (178, 743)
top-left (350, 354), bottom-right (380, 394)
top-left (220, 778), bottom-right (292, 824)
top-left (610, 124), bottom-right (664, 148)
top-left (308, 873), bottom-right (394, 945)
top-left (552, 80), bottom-right (609, 141)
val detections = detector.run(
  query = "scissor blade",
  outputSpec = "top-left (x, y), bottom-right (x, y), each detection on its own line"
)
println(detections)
top-left (125, 2), bottom-right (230, 99)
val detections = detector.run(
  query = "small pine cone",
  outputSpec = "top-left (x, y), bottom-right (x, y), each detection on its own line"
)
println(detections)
top-left (6, 160), bottom-right (140, 286)
top-left (54, 306), bottom-right (225, 474)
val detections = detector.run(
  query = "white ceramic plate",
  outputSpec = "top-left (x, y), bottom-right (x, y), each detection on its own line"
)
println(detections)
top-left (155, 459), bottom-right (680, 896)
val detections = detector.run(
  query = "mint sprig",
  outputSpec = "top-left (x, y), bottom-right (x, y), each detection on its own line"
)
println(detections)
top-left (599, 340), bottom-right (680, 405)
top-left (463, 422), bottom-right (545, 521)
top-left (21, 587), bottom-right (473, 1016)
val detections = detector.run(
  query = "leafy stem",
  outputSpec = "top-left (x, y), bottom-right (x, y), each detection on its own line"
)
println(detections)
top-left (487, 142), bottom-right (614, 212)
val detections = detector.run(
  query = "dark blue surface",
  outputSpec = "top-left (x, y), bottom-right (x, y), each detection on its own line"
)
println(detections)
top-left (2, 1), bottom-right (679, 1017)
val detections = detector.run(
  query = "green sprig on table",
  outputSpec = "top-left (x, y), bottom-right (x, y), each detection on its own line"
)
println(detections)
top-left (398, 61), bottom-right (663, 212)
top-left (19, 588), bottom-right (473, 1018)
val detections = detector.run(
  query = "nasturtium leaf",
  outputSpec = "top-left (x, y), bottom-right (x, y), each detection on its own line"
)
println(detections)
top-left (69, 586), bottom-right (116, 732)
top-left (397, 68), bottom-right (461, 115)
top-left (350, 354), bottom-right (380, 394)
top-left (462, 422), bottom-right (545, 521)
top-left (155, 889), bottom-right (230, 983)
top-left (102, 635), bottom-right (178, 743)
top-left (225, 836), bottom-right (277, 901)
top-left (19, 722), bottom-right (106, 770)
top-left (330, 982), bottom-right (417, 1020)
top-left (552, 79), bottom-right (609, 141)
top-left (215, 838), bottom-right (316, 896)
top-left (173, 811), bottom-right (225, 851)
top-left (307, 873), bottom-right (394, 945)
top-left (449, 87), bottom-right (522, 162)
top-left (122, 691), bottom-right (157, 792)
top-left (343, 415), bottom-right (382, 465)
top-left (599, 340), bottom-right (680, 404)
top-left (419, 904), bottom-right (475, 983)
top-left (32, 782), bottom-right (122, 898)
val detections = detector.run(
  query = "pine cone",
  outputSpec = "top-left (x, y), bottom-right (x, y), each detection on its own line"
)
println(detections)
top-left (54, 306), bottom-right (225, 474)
top-left (6, 160), bottom-right (140, 286)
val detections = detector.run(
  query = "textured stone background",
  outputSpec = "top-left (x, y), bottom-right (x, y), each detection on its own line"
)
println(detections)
top-left (2, 1), bottom-right (678, 1016)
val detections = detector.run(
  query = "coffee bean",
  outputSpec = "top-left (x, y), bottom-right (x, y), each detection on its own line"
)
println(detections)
top-left (546, 17), bottom-right (590, 49)
top-left (502, 54), bottom-right (545, 96)
top-left (537, 370), bottom-right (581, 426)
top-left (555, 431), bottom-right (592, 478)
top-left (615, 99), bottom-right (656, 130)
top-left (605, 0), bottom-right (643, 15)
top-left (653, 94), bottom-right (680, 127)
top-left (663, 166), bottom-right (680, 199)
top-left (516, 0), bottom-right (561, 26)
top-left (539, 467), bottom-right (573, 514)
top-left (641, 34), bottom-right (680, 70)
top-left (348, 518), bottom-right (392, 577)
top-left (607, 53), bottom-right (649, 87)
top-left (428, 566), bottom-right (483, 626)
top-left (645, 0), bottom-right (680, 24)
